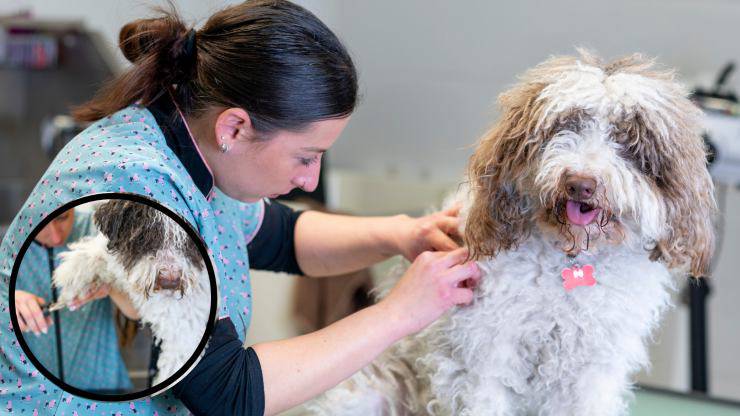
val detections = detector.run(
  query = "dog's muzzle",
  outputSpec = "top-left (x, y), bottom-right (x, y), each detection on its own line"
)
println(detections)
top-left (155, 268), bottom-right (183, 291)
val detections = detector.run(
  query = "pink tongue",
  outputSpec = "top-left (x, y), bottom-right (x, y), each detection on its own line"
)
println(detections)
top-left (565, 200), bottom-right (600, 226)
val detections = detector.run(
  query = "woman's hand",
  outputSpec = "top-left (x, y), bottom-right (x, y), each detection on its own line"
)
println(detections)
top-left (390, 204), bottom-right (463, 261)
top-left (254, 246), bottom-right (481, 415)
top-left (15, 290), bottom-right (52, 336)
top-left (67, 283), bottom-right (111, 311)
top-left (379, 246), bottom-right (481, 336)
top-left (67, 284), bottom-right (140, 319)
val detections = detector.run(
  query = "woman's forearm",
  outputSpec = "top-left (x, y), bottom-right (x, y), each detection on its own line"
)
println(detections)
top-left (252, 300), bottom-right (409, 415)
top-left (294, 211), bottom-right (406, 277)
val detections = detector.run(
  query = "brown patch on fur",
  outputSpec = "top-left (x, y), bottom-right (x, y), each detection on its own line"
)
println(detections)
top-left (464, 81), bottom-right (547, 259)
top-left (94, 199), bottom-right (204, 275)
top-left (610, 92), bottom-right (716, 276)
top-left (583, 51), bottom-right (715, 276)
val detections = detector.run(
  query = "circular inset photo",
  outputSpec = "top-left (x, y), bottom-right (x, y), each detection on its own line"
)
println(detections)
top-left (9, 193), bottom-right (217, 401)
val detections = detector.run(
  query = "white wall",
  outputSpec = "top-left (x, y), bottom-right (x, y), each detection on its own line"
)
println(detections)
top-left (706, 185), bottom-right (740, 400)
top-left (0, 0), bottom-right (337, 70)
top-left (327, 0), bottom-right (740, 182)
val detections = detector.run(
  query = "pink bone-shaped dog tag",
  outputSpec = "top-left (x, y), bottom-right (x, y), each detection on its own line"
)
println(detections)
top-left (561, 264), bottom-right (597, 291)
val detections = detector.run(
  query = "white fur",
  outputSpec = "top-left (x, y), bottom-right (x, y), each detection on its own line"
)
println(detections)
top-left (52, 217), bottom-right (211, 385)
top-left (304, 57), bottom-right (688, 415)
top-left (535, 124), bottom-right (665, 245)
top-left (306, 191), bottom-right (674, 416)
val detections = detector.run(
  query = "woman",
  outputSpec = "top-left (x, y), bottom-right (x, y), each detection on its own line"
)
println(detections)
top-left (0, 1), bottom-right (480, 414)
top-left (13, 206), bottom-right (137, 393)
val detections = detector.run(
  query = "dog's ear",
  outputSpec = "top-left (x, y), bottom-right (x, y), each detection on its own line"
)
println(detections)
top-left (619, 90), bottom-right (716, 276)
top-left (94, 200), bottom-right (151, 251)
top-left (465, 81), bottom-right (549, 259)
top-left (93, 200), bottom-right (128, 241)
top-left (644, 107), bottom-right (716, 277)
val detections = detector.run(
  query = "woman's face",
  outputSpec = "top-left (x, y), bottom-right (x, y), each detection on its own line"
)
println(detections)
top-left (213, 116), bottom-right (350, 202)
top-left (35, 209), bottom-right (75, 247)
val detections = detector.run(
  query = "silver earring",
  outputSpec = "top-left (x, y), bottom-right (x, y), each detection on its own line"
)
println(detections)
top-left (220, 136), bottom-right (229, 153)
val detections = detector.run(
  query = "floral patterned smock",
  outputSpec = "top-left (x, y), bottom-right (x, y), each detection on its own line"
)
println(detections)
top-left (0, 92), bottom-right (265, 415)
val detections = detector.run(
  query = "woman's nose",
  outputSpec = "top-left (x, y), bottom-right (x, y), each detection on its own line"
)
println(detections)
top-left (48, 224), bottom-right (65, 246)
top-left (294, 164), bottom-right (321, 192)
top-left (295, 176), bottom-right (318, 192)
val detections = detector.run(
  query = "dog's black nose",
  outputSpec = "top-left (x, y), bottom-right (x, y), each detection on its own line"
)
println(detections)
top-left (565, 175), bottom-right (597, 200)
top-left (155, 269), bottom-right (182, 290)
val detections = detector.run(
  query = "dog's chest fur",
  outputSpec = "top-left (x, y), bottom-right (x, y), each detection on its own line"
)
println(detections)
top-left (307, 234), bottom-right (677, 416)
top-left (404, 234), bottom-right (674, 414)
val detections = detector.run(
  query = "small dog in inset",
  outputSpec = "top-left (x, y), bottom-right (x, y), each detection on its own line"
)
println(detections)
top-left (307, 51), bottom-right (716, 415)
top-left (51, 200), bottom-right (212, 385)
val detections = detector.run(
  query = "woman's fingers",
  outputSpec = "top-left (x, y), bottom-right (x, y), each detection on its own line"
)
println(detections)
top-left (69, 283), bottom-right (110, 310)
top-left (436, 216), bottom-right (462, 240)
top-left (444, 261), bottom-right (480, 284)
top-left (29, 300), bottom-right (49, 335)
top-left (438, 247), bottom-right (470, 268)
top-left (451, 288), bottom-right (474, 305)
top-left (442, 202), bottom-right (462, 217)
top-left (427, 228), bottom-right (459, 252)
top-left (15, 308), bottom-right (28, 332)
top-left (388, 244), bottom-right (481, 335)
top-left (17, 301), bottom-right (47, 335)
top-left (17, 302), bottom-right (38, 334)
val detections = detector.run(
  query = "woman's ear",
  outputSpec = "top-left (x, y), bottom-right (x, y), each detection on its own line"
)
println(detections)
top-left (214, 108), bottom-right (253, 148)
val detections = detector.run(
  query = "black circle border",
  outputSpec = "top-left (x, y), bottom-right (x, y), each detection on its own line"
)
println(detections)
top-left (8, 192), bottom-right (218, 402)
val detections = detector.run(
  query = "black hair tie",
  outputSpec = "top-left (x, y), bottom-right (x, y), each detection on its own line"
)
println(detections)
top-left (174, 29), bottom-right (197, 84)
top-left (183, 29), bottom-right (197, 61)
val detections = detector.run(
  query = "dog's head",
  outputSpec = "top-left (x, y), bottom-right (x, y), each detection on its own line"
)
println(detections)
top-left (465, 50), bottom-right (716, 276)
top-left (93, 200), bottom-right (205, 297)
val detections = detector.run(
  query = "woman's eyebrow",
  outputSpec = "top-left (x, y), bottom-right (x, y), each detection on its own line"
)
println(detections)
top-left (300, 146), bottom-right (327, 154)
top-left (55, 213), bottom-right (71, 221)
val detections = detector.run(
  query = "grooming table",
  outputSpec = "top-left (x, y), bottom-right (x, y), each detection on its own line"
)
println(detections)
top-left (632, 385), bottom-right (740, 415)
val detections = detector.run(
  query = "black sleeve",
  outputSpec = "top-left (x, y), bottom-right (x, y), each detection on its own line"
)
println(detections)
top-left (247, 200), bottom-right (305, 275)
top-left (172, 317), bottom-right (265, 416)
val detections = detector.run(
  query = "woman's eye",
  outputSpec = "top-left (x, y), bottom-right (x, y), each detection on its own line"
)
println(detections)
top-left (299, 156), bottom-right (318, 167)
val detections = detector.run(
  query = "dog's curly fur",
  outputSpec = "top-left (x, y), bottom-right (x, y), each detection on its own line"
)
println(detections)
top-left (51, 200), bottom-right (211, 385)
top-left (305, 51), bottom-right (716, 415)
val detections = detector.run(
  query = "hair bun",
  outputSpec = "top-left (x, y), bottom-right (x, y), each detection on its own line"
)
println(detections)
top-left (119, 17), bottom-right (175, 64)
top-left (118, 13), bottom-right (196, 86)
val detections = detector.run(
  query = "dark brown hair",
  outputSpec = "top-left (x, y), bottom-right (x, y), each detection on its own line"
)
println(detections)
top-left (74, 0), bottom-right (358, 134)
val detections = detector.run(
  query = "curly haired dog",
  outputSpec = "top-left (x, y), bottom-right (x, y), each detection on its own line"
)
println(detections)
top-left (51, 200), bottom-right (212, 385)
top-left (306, 51), bottom-right (716, 415)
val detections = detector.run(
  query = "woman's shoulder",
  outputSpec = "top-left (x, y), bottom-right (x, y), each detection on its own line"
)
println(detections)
top-left (16, 105), bottom-right (203, 227)
top-left (85, 103), bottom-right (155, 129)
top-left (49, 106), bottom-right (194, 191)
top-left (68, 104), bottom-right (168, 161)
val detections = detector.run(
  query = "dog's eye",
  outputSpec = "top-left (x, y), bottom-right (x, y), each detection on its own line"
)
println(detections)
top-left (617, 143), bottom-right (667, 188)
top-left (618, 145), bottom-right (650, 174)
top-left (613, 117), bottom-right (665, 178)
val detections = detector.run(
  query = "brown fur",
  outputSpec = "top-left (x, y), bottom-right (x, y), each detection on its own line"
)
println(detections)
top-left (94, 200), bottom-right (203, 274)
